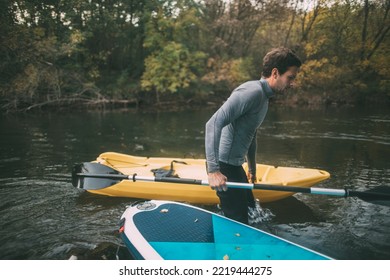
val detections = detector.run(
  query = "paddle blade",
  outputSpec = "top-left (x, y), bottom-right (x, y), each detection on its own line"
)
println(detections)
top-left (72, 162), bottom-right (122, 190)
top-left (349, 186), bottom-right (390, 207)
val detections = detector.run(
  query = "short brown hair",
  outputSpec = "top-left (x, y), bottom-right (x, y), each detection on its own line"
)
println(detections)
top-left (262, 47), bottom-right (302, 78)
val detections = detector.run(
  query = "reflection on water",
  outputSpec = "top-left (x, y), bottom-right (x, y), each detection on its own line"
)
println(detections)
top-left (264, 196), bottom-right (323, 224)
top-left (0, 105), bottom-right (389, 260)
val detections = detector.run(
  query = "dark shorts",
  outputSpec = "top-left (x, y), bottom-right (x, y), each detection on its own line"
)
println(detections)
top-left (216, 161), bottom-right (256, 224)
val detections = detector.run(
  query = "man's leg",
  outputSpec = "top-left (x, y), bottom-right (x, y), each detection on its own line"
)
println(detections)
top-left (217, 162), bottom-right (254, 224)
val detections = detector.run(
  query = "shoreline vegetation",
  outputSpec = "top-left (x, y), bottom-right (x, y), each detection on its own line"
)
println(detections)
top-left (1, 0), bottom-right (389, 114)
top-left (2, 89), bottom-right (389, 114)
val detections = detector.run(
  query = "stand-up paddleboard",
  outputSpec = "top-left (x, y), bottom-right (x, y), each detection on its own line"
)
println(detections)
top-left (119, 200), bottom-right (332, 260)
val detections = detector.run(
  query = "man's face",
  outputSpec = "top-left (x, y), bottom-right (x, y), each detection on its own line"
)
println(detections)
top-left (273, 66), bottom-right (299, 93)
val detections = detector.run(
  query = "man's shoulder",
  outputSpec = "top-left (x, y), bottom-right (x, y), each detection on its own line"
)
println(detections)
top-left (235, 80), bottom-right (262, 91)
top-left (232, 80), bottom-right (263, 101)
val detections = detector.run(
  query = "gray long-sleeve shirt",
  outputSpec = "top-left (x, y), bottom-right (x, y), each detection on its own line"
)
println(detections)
top-left (205, 79), bottom-right (274, 174)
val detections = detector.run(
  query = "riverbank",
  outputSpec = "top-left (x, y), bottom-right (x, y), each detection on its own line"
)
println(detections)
top-left (1, 89), bottom-right (389, 114)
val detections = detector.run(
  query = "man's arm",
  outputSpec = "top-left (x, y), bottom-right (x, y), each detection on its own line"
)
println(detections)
top-left (205, 110), bottom-right (229, 192)
top-left (246, 131), bottom-right (257, 183)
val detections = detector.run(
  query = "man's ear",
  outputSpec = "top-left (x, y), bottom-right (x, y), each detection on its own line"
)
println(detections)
top-left (271, 68), bottom-right (279, 79)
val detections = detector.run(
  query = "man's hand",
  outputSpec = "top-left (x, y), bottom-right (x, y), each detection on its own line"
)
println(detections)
top-left (247, 172), bottom-right (257, 183)
top-left (208, 171), bottom-right (227, 192)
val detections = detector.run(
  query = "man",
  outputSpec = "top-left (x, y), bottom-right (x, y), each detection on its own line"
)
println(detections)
top-left (205, 47), bottom-right (302, 224)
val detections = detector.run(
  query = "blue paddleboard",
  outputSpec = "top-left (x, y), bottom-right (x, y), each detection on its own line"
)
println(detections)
top-left (119, 200), bottom-right (332, 260)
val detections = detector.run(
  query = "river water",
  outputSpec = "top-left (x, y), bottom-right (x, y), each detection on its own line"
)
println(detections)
top-left (0, 105), bottom-right (389, 260)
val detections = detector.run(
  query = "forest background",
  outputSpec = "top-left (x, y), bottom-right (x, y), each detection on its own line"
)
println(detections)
top-left (1, 0), bottom-right (389, 113)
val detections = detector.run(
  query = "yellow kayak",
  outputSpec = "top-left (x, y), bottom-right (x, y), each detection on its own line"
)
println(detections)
top-left (84, 152), bottom-right (330, 204)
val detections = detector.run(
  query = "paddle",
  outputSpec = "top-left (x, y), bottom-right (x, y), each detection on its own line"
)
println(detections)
top-left (72, 162), bottom-right (390, 206)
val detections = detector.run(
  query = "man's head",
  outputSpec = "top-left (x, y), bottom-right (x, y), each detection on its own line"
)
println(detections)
top-left (262, 47), bottom-right (302, 93)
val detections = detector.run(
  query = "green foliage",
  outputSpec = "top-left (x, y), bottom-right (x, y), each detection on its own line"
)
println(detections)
top-left (295, 0), bottom-right (390, 96)
top-left (141, 42), bottom-right (206, 95)
top-left (202, 57), bottom-right (254, 91)
top-left (1, 0), bottom-right (389, 112)
top-left (141, 1), bottom-right (206, 101)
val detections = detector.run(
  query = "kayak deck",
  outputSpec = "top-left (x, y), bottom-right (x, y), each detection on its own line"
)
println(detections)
top-left (84, 152), bottom-right (330, 204)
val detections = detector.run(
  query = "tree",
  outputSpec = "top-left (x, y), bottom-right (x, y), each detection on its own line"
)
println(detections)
top-left (1, 0), bottom-right (389, 112)
top-left (141, 42), bottom-right (205, 104)
top-left (295, 0), bottom-right (390, 97)
top-left (360, 0), bottom-right (390, 61)
top-left (141, 1), bottom-right (206, 104)
top-left (200, 0), bottom-right (268, 58)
